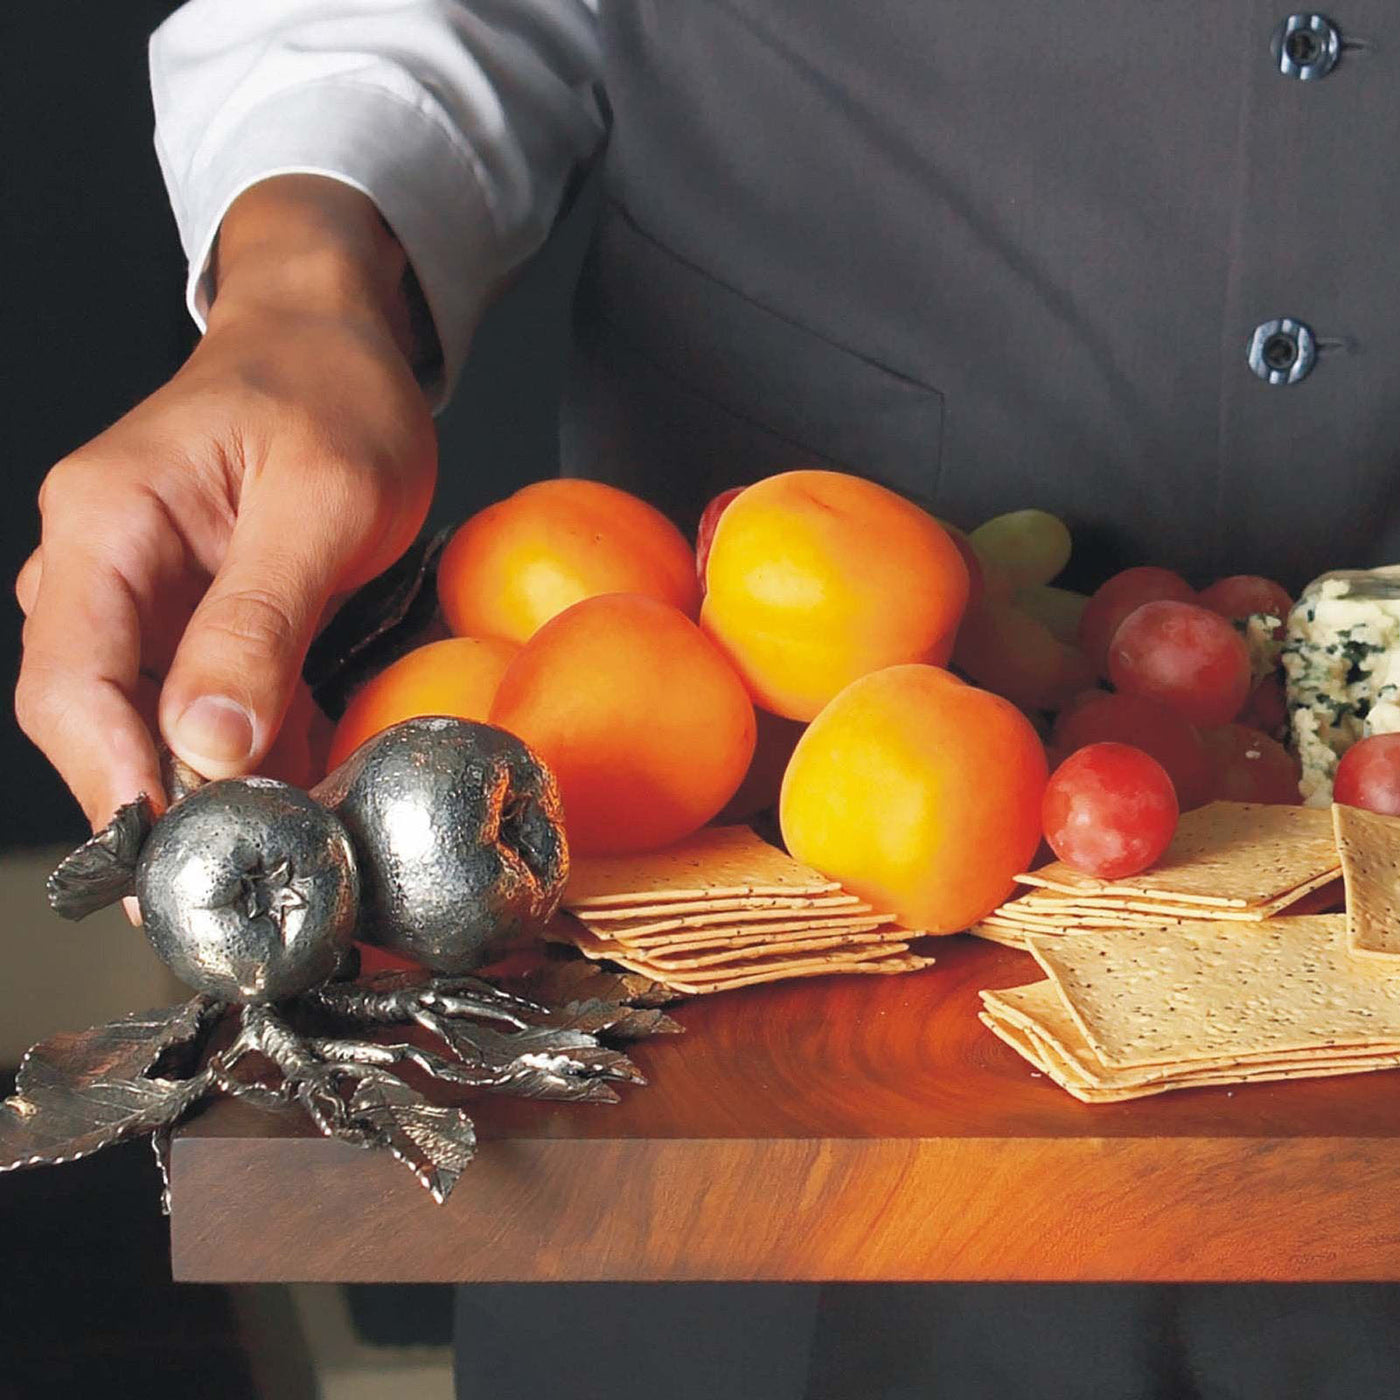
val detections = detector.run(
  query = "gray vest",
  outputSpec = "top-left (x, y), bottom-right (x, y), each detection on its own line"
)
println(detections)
top-left (560, 1), bottom-right (1399, 591)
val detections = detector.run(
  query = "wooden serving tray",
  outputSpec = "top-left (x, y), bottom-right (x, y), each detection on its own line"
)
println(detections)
top-left (168, 936), bottom-right (1400, 1283)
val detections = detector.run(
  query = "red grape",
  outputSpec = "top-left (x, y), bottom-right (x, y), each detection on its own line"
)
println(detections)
top-left (1052, 690), bottom-right (1212, 810)
top-left (1334, 734), bottom-right (1400, 816)
top-left (1108, 600), bottom-right (1252, 728)
top-left (1078, 567), bottom-right (1195, 676)
top-left (1239, 672), bottom-right (1288, 738)
top-left (1200, 724), bottom-right (1301, 805)
top-left (1198, 574), bottom-right (1293, 634)
top-left (1042, 742), bottom-right (1179, 878)
top-left (1058, 687), bottom-right (1111, 721)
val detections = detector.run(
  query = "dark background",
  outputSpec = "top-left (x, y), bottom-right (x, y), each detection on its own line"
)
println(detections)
top-left (3, 0), bottom-right (588, 849)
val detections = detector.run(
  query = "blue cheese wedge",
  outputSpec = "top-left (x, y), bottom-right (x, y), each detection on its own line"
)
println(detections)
top-left (1240, 612), bottom-right (1284, 684)
top-left (1283, 569), bottom-right (1400, 806)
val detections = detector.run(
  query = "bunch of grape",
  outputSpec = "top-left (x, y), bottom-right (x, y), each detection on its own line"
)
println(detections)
top-left (948, 508), bottom-right (1305, 877)
top-left (1044, 566), bottom-right (1298, 876)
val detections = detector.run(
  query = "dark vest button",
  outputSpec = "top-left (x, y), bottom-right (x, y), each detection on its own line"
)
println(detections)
top-left (1248, 318), bottom-right (1317, 384)
top-left (1272, 14), bottom-right (1342, 79)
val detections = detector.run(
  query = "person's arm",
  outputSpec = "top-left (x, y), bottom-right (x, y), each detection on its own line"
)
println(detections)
top-left (151, 0), bottom-right (606, 406)
top-left (16, 0), bottom-right (606, 829)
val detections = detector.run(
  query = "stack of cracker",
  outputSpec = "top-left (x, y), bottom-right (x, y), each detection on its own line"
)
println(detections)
top-left (979, 915), bottom-right (1400, 1103)
top-left (548, 825), bottom-right (934, 995)
top-left (971, 802), bottom-right (1343, 949)
top-left (979, 800), bottom-right (1400, 1102)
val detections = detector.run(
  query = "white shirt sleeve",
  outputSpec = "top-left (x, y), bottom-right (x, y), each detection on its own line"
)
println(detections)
top-left (149, 0), bottom-right (606, 407)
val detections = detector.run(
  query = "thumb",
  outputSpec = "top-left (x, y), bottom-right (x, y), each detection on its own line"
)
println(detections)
top-left (159, 475), bottom-right (373, 778)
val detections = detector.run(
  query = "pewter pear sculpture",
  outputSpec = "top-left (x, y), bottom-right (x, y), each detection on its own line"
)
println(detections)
top-left (0, 717), bottom-right (678, 1206)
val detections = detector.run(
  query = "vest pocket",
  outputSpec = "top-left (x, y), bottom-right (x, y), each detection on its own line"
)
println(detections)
top-left (561, 202), bottom-right (944, 528)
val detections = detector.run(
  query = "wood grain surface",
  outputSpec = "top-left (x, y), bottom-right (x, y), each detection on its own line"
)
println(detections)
top-left (169, 936), bottom-right (1400, 1283)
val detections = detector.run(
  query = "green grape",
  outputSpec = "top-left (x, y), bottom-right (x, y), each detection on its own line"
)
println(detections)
top-left (1016, 583), bottom-right (1089, 646)
top-left (969, 509), bottom-right (1072, 589)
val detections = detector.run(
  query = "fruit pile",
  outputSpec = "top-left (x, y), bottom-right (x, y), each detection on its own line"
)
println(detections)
top-left (321, 471), bottom-right (1321, 935)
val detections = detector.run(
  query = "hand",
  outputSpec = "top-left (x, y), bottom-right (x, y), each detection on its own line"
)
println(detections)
top-left (15, 178), bottom-right (438, 827)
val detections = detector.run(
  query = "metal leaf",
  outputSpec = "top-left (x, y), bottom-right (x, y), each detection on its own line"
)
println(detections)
top-left (421, 973), bottom-right (546, 1015)
top-left (18, 997), bottom-right (218, 1088)
top-left (527, 998), bottom-right (682, 1040)
top-left (514, 958), bottom-right (680, 1010)
top-left (485, 1063), bottom-right (624, 1103)
top-left (303, 525), bottom-right (455, 719)
top-left (427, 1019), bottom-right (645, 1099)
top-left (0, 998), bottom-right (220, 1172)
top-left (45, 794), bottom-right (156, 920)
top-left (345, 1072), bottom-right (477, 1202)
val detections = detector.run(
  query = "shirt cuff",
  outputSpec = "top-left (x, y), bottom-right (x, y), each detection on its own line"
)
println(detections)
top-left (164, 80), bottom-right (504, 411)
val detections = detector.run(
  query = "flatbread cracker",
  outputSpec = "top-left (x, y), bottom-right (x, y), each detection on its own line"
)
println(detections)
top-left (967, 923), bottom-right (1033, 949)
top-left (996, 1025), bottom-right (1400, 1102)
top-left (565, 827), bottom-right (838, 905)
top-left (1027, 915), bottom-right (1400, 1069)
top-left (674, 938), bottom-right (912, 981)
top-left (979, 908), bottom-right (1188, 929)
top-left (982, 982), bottom-right (1400, 1086)
top-left (576, 892), bottom-right (863, 921)
top-left (575, 901), bottom-right (877, 938)
top-left (978, 1009), bottom-right (1053, 1070)
top-left (1333, 803), bottom-right (1400, 961)
top-left (980, 980), bottom-right (1400, 1101)
top-left (998, 870), bottom-right (1342, 922)
top-left (557, 918), bottom-right (896, 960)
top-left (979, 1011), bottom-right (1400, 1102)
top-left (562, 915), bottom-right (894, 956)
top-left (571, 928), bottom-right (900, 974)
top-left (1072, 1061), bottom-right (1400, 1104)
top-left (644, 929), bottom-right (908, 970)
top-left (596, 938), bottom-right (892, 978)
top-left (597, 915), bottom-right (893, 952)
top-left (981, 874), bottom-right (1346, 947)
top-left (1014, 802), bottom-right (1338, 907)
top-left (556, 921), bottom-right (934, 993)
top-left (661, 951), bottom-right (934, 996)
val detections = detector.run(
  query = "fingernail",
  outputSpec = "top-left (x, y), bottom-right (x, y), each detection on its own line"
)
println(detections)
top-left (172, 695), bottom-right (255, 770)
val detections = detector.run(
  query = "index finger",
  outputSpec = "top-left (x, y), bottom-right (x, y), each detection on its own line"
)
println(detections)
top-left (16, 541), bottom-right (164, 828)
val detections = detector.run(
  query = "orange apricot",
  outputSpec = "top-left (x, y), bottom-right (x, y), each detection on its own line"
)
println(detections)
top-left (700, 470), bottom-right (970, 720)
top-left (489, 593), bottom-right (756, 855)
top-left (327, 636), bottom-right (518, 771)
top-left (780, 664), bottom-right (1049, 932)
top-left (438, 479), bottom-right (701, 644)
